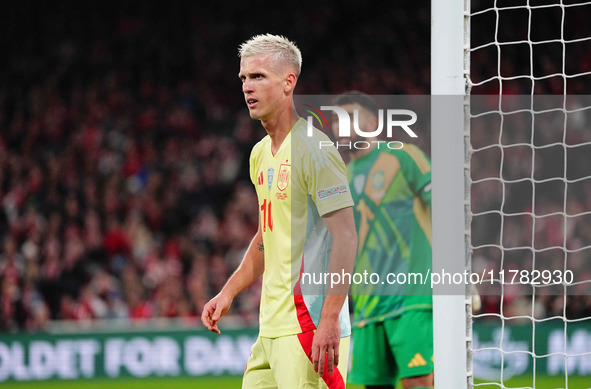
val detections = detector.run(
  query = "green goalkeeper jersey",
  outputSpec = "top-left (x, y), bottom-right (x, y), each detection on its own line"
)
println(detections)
top-left (348, 143), bottom-right (432, 328)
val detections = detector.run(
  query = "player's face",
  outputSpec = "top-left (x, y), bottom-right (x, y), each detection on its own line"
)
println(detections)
top-left (331, 102), bottom-right (376, 145)
top-left (239, 53), bottom-right (286, 121)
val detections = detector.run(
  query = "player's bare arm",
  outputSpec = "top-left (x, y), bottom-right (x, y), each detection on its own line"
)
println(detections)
top-left (311, 206), bottom-right (357, 376)
top-left (201, 223), bottom-right (264, 334)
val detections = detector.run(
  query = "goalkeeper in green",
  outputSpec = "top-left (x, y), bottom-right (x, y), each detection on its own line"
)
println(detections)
top-left (332, 92), bottom-right (433, 389)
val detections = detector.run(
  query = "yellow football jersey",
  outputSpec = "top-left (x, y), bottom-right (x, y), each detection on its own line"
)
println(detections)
top-left (249, 117), bottom-right (354, 338)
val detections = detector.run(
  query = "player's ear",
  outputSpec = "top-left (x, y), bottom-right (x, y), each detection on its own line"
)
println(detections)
top-left (368, 112), bottom-right (379, 131)
top-left (284, 73), bottom-right (297, 94)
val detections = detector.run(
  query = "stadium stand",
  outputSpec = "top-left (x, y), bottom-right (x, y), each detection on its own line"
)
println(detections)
top-left (1, 1), bottom-right (590, 332)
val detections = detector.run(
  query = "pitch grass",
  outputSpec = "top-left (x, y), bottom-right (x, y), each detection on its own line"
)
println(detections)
top-left (2, 376), bottom-right (590, 388)
top-left (0, 376), bottom-right (369, 389)
top-left (474, 375), bottom-right (588, 388)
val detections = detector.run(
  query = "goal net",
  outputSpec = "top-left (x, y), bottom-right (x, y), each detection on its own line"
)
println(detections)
top-left (467, 1), bottom-right (591, 388)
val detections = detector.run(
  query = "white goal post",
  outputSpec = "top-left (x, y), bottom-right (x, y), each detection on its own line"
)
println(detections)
top-left (433, 0), bottom-right (591, 388)
top-left (431, 0), bottom-right (471, 388)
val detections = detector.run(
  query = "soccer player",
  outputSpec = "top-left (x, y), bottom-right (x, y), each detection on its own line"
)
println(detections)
top-left (201, 34), bottom-right (357, 388)
top-left (332, 93), bottom-right (434, 389)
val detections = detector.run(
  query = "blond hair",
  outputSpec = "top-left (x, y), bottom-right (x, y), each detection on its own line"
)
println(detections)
top-left (238, 34), bottom-right (302, 76)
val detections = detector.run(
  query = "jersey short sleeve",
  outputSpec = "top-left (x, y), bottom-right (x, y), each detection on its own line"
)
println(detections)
top-left (399, 144), bottom-right (432, 204)
top-left (303, 140), bottom-right (354, 217)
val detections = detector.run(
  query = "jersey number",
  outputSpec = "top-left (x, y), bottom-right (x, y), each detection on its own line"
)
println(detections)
top-left (260, 199), bottom-right (273, 232)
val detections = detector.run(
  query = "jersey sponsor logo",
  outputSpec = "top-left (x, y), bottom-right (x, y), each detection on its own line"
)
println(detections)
top-left (317, 184), bottom-right (349, 200)
top-left (369, 171), bottom-right (387, 200)
top-left (267, 168), bottom-right (274, 191)
top-left (257, 171), bottom-right (264, 186)
top-left (277, 164), bottom-right (290, 191)
top-left (371, 171), bottom-right (385, 190)
top-left (407, 353), bottom-right (427, 368)
top-left (353, 175), bottom-right (365, 194)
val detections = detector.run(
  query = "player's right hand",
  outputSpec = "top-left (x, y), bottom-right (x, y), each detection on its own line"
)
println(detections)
top-left (201, 293), bottom-right (233, 334)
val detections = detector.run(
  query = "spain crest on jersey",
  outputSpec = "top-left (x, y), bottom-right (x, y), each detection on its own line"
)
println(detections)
top-left (277, 163), bottom-right (290, 191)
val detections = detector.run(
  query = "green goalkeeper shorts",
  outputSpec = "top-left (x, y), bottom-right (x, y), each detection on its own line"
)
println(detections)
top-left (348, 309), bottom-right (434, 386)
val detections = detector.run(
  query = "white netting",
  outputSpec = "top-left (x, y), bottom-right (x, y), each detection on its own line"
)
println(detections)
top-left (467, 1), bottom-right (591, 388)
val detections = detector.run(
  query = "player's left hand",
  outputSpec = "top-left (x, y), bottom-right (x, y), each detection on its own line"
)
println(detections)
top-left (311, 318), bottom-right (340, 376)
top-left (201, 292), bottom-right (233, 334)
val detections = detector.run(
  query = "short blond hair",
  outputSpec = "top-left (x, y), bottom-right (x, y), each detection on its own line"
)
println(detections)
top-left (238, 34), bottom-right (302, 76)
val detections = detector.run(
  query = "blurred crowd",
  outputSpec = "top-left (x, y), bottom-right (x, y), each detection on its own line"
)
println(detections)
top-left (470, 96), bottom-right (591, 323)
top-left (1, 1), bottom-right (590, 332)
top-left (469, 1), bottom-right (591, 322)
top-left (0, 71), bottom-right (266, 330)
top-left (0, 1), bottom-right (431, 332)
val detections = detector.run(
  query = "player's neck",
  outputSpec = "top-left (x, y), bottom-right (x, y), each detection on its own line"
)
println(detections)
top-left (262, 105), bottom-right (299, 156)
top-left (349, 138), bottom-right (378, 161)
